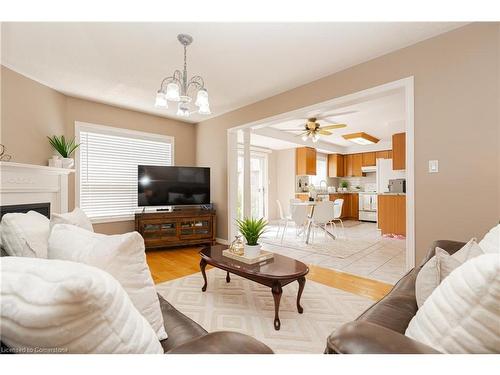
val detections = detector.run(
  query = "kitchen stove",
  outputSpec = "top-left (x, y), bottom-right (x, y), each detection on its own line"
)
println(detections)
top-left (359, 183), bottom-right (377, 222)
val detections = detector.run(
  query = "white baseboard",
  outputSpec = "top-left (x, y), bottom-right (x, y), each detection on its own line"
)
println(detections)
top-left (216, 237), bottom-right (229, 245)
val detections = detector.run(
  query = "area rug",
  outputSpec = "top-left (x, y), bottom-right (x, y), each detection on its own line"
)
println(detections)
top-left (261, 234), bottom-right (376, 259)
top-left (156, 268), bottom-right (373, 354)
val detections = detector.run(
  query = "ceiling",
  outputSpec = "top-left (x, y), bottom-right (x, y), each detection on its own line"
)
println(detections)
top-left (245, 88), bottom-right (406, 152)
top-left (1, 22), bottom-right (464, 123)
top-left (270, 90), bottom-right (405, 146)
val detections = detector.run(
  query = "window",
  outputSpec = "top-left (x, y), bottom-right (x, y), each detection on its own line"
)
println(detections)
top-left (76, 122), bottom-right (173, 222)
top-left (310, 153), bottom-right (328, 188)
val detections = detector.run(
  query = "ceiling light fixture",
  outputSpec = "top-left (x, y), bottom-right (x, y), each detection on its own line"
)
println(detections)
top-left (342, 132), bottom-right (380, 145)
top-left (154, 34), bottom-right (211, 117)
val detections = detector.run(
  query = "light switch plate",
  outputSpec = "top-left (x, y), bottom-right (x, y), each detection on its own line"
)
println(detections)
top-left (429, 160), bottom-right (439, 173)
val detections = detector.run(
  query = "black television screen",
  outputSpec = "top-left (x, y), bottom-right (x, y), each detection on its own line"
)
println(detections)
top-left (138, 166), bottom-right (210, 206)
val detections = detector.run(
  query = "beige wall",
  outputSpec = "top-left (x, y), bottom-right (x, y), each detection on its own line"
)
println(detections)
top-left (1, 66), bottom-right (197, 234)
top-left (1, 66), bottom-right (67, 164)
top-left (64, 96), bottom-right (196, 234)
top-left (196, 23), bottom-right (500, 263)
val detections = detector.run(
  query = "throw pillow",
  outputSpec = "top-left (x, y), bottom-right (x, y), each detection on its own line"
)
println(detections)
top-left (0, 211), bottom-right (50, 258)
top-left (479, 224), bottom-right (499, 254)
top-left (0, 256), bottom-right (163, 354)
top-left (406, 254), bottom-right (500, 353)
top-left (415, 238), bottom-right (483, 307)
top-left (48, 224), bottom-right (167, 340)
top-left (50, 207), bottom-right (94, 232)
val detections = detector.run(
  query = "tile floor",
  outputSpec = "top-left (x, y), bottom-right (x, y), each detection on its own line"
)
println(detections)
top-left (262, 220), bottom-right (407, 284)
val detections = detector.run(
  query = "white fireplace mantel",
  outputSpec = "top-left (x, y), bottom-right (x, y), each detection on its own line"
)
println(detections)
top-left (0, 161), bottom-right (75, 214)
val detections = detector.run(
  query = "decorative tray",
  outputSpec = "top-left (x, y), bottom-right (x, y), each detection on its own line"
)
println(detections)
top-left (222, 249), bottom-right (274, 265)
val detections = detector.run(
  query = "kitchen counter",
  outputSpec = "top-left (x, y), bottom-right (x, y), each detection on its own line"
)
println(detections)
top-left (379, 192), bottom-right (406, 196)
top-left (296, 191), bottom-right (361, 195)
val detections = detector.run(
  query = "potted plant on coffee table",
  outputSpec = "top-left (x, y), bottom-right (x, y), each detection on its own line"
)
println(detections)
top-left (236, 217), bottom-right (268, 257)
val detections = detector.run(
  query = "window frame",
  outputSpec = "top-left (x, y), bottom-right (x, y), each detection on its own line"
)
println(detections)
top-left (75, 121), bottom-right (175, 224)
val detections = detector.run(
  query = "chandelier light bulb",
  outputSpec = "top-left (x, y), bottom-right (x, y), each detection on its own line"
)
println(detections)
top-left (301, 134), bottom-right (309, 142)
top-left (198, 104), bottom-right (211, 115)
top-left (166, 82), bottom-right (181, 102)
top-left (177, 102), bottom-right (190, 117)
top-left (154, 91), bottom-right (167, 107)
top-left (195, 89), bottom-right (209, 107)
top-left (312, 134), bottom-right (319, 143)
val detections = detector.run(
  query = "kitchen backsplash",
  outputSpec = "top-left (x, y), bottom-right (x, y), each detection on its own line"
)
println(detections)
top-left (296, 173), bottom-right (376, 192)
top-left (335, 173), bottom-right (376, 190)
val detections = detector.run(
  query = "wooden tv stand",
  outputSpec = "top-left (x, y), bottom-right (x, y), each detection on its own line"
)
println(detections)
top-left (135, 209), bottom-right (216, 250)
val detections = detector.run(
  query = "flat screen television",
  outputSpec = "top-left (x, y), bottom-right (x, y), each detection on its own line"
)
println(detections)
top-left (138, 165), bottom-right (210, 207)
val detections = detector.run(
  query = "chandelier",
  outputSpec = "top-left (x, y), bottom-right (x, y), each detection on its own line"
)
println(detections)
top-left (154, 34), bottom-right (210, 117)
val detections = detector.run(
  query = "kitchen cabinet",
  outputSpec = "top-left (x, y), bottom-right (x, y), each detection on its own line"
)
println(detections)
top-left (296, 147), bottom-right (317, 175)
top-left (328, 154), bottom-right (344, 177)
top-left (344, 154), bottom-right (353, 177)
top-left (375, 150), bottom-right (391, 160)
top-left (378, 194), bottom-right (406, 235)
top-left (329, 193), bottom-right (358, 219)
top-left (352, 153), bottom-right (363, 176)
top-left (348, 194), bottom-right (359, 220)
top-left (392, 133), bottom-right (406, 170)
top-left (362, 152), bottom-right (376, 167)
top-left (343, 154), bottom-right (362, 177)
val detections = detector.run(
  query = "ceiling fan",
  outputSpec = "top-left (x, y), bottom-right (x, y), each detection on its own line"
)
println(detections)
top-left (284, 117), bottom-right (347, 143)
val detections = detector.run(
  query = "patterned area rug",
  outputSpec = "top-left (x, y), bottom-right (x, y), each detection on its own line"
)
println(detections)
top-left (156, 268), bottom-right (373, 353)
top-left (261, 236), bottom-right (375, 259)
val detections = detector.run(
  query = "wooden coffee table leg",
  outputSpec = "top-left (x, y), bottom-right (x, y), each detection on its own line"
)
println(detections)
top-left (226, 271), bottom-right (231, 283)
top-left (297, 276), bottom-right (306, 314)
top-left (200, 258), bottom-right (208, 292)
top-left (271, 282), bottom-right (283, 331)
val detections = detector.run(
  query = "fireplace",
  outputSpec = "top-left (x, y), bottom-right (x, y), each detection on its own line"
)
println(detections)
top-left (0, 161), bottom-right (74, 216)
top-left (0, 202), bottom-right (51, 220)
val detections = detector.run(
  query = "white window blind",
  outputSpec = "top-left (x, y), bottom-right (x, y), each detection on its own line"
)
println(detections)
top-left (77, 124), bottom-right (173, 221)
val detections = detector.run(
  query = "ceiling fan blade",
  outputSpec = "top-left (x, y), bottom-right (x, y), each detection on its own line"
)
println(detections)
top-left (283, 129), bottom-right (306, 132)
top-left (318, 130), bottom-right (332, 136)
top-left (321, 124), bottom-right (347, 130)
top-left (295, 131), bottom-right (309, 137)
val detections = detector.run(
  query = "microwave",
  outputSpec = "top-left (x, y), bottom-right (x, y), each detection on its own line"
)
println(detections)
top-left (388, 179), bottom-right (406, 193)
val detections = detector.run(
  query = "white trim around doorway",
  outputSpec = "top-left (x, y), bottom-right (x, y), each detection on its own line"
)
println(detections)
top-left (227, 76), bottom-right (415, 271)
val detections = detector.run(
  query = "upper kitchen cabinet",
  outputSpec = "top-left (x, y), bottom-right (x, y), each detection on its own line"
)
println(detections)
top-left (344, 154), bottom-right (353, 177)
top-left (343, 153), bottom-right (362, 177)
top-left (361, 152), bottom-right (376, 167)
top-left (328, 154), bottom-right (344, 177)
top-left (392, 133), bottom-right (406, 170)
top-left (296, 147), bottom-right (317, 175)
top-left (375, 150), bottom-right (391, 160)
top-left (352, 153), bottom-right (363, 176)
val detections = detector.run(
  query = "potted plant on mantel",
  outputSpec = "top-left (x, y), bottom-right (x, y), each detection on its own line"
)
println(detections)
top-left (236, 217), bottom-right (268, 257)
top-left (47, 135), bottom-right (79, 169)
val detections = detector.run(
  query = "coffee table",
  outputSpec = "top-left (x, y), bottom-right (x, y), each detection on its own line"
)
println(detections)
top-left (199, 245), bottom-right (309, 330)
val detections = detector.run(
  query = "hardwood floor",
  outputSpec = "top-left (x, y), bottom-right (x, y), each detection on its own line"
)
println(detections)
top-left (146, 246), bottom-right (393, 301)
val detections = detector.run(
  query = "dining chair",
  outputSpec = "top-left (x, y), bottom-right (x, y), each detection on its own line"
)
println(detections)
top-left (330, 199), bottom-right (345, 239)
top-left (309, 200), bottom-right (336, 243)
top-left (290, 203), bottom-right (309, 242)
top-left (275, 200), bottom-right (293, 240)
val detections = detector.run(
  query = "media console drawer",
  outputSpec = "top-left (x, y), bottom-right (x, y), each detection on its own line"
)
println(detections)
top-left (135, 209), bottom-right (216, 250)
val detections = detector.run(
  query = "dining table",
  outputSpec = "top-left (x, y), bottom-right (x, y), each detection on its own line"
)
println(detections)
top-left (291, 200), bottom-right (336, 244)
